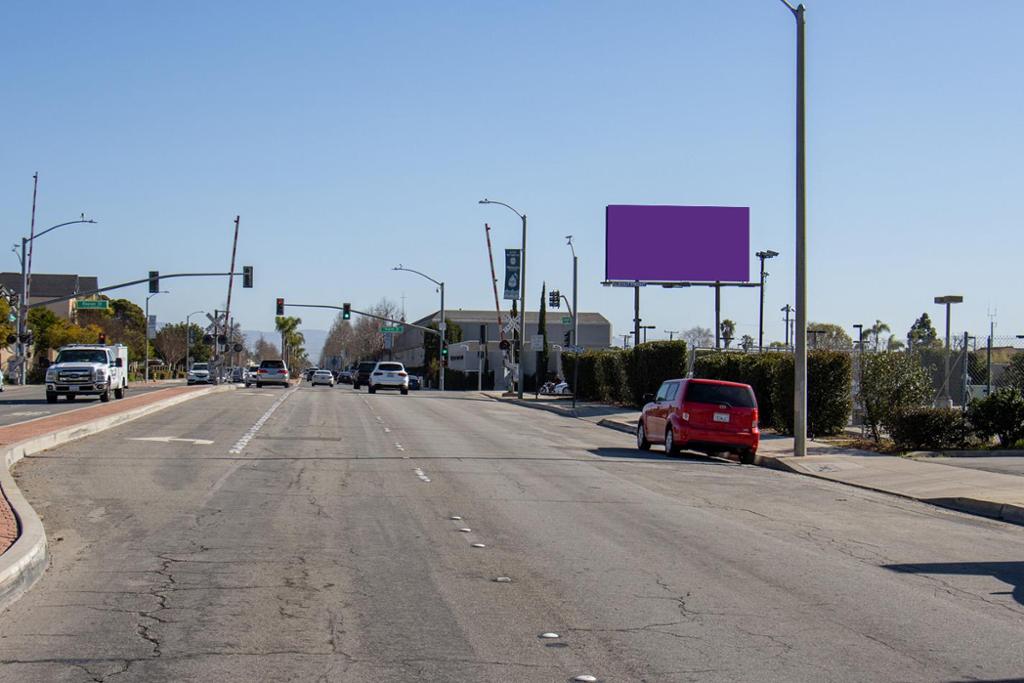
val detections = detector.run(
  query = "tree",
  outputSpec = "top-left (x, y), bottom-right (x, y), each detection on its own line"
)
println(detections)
top-left (907, 312), bottom-right (940, 350)
top-left (808, 322), bottom-right (853, 351)
top-left (859, 351), bottom-right (933, 441)
top-left (866, 320), bottom-right (891, 352)
top-left (683, 326), bottom-right (713, 349)
top-left (253, 335), bottom-right (280, 362)
top-left (720, 319), bottom-right (736, 348)
top-left (275, 316), bottom-right (305, 370)
top-left (320, 314), bottom-right (354, 368)
top-left (154, 323), bottom-right (190, 370)
top-left (740, 334), bottom-right (755, 352)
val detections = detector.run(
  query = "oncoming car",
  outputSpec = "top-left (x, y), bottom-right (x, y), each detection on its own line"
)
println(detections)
top-left (311, 369), bottom-right (335, 387)
top-left (187, 362), bottom-right (212, 385)
top-left (637, 378), bottom-right (759, 464)
top-left (368, 362), bottom-right (409, 395)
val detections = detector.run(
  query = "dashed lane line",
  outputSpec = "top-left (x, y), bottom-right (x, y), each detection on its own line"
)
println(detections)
top-left (229, 387), bottom-right (297, 454)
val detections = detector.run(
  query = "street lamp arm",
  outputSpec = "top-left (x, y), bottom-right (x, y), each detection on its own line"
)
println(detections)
top-left (478, 199), bottom-right (525, 220)
top-left (30, 218), bottom-right (97, 241)
top-left (392, 265), bottom-right (442, 288)
top-left (778, 0), bottom-right (799, 14)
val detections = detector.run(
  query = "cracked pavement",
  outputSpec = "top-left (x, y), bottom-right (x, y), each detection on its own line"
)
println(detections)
top-left (1, 387), bottom-right (1023, 681)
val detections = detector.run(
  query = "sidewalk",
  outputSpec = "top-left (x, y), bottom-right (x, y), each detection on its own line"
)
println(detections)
top-left (487, 392), bottom-right (1024, 527)
top-left (1, 383), bottom-right (232, 609)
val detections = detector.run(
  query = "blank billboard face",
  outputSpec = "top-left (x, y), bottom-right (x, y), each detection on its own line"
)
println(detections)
top-left (605, 205), bottom-right (750, 283)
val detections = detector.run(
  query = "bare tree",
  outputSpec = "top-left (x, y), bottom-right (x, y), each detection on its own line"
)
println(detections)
top-left (154, 323), bottom-right (190, 371)
top-left (682, 326), bottom-right (714, 349)
top-left (252, 335), bottom-right (280, 362)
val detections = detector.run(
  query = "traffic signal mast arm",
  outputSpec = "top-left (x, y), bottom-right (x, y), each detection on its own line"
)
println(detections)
top-left (27, 270), bottom-right (254, 309)
top-left (280, 302), bottom-right (442, 336)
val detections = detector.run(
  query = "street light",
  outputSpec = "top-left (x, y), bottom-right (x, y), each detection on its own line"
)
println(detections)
top-left (755, 250), bottom-right (779, 352)
top-left (934, 295), bottom-right (963, 407)
top-left (480, 198), bottom-right (527, 399)
top-left (779, 0), bottom-right (808, 456)
top-left (145, 290), bottom-right (169, 383)
top-left (185, 310), bottom-right (205, 374)
top-left (13, 216), bottom-right (98, 384)
top-left (664, 330), bottom-right (680, 341)
top-left (393, 265), bottom-right (445, 391)
top-left (565, 235), bottom-right (580, 411)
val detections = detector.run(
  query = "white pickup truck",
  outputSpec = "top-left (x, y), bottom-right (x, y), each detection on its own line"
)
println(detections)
top-left (45, 343), bottom-right (129, 404)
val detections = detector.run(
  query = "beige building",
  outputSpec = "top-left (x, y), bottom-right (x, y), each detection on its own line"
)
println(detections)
top-left (0, 273), bottom-right (100, 321)
top-left (392, 309), bottom-right (612, 382)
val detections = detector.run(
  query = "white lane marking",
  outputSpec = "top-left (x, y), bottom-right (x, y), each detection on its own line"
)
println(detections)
top-left (229, 387), bottom-right (297, 454)
top-left (449, 516), bottom-right (462, 521)
top-left (413, 467), bottom-right (431, 483)
top-left (395, 443), bottom-right (404, 451)
top-left (8, 411), bottom-right (49, 417)
top-left (384, 427), bottom-right (391, 433)
top-left (129, 437), bottom-right (214, 445)
top-left (574, 676), bottom-right (598, 683)
top-left (495, 576), bottom-right (512, 583)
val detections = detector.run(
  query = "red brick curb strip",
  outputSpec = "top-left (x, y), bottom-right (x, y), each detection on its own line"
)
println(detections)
top-left (0, 384), bottom-right (234, 609)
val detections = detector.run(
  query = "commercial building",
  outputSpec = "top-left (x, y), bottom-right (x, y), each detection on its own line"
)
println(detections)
top-left (392, 309), bottom-right (612, 385)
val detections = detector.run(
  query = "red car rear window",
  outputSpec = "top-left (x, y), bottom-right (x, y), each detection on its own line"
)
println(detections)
top-left (685, 382), bottom-right (756, 408)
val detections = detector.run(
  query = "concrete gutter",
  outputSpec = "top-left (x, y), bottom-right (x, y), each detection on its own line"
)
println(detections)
top-left (0, 383), bottom-right (235, 611)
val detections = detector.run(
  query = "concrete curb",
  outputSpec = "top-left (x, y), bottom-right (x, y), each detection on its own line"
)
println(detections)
top-left (907, 449), bottom-right (1024, 459)
top-left (752, 452), bottom-right (1024, 527)
top-left (597, 418), bottom-right (637, 435)
top-left (0, 383), bottom-right (235, 611)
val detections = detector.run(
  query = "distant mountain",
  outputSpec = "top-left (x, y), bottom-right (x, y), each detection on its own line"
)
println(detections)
top-left (243, 329), bottom-right (328, 356)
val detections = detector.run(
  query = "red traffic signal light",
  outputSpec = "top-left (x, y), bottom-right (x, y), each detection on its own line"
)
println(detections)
top-left (276, 298), bottom-right (284, 316)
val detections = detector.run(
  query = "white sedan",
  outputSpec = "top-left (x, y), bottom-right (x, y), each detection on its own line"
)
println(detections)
top-left (311, 370), bottom-right (335, 387)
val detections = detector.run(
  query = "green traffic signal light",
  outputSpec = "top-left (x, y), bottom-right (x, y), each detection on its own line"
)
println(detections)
top-left (343, 303), bottom-right (351, 320)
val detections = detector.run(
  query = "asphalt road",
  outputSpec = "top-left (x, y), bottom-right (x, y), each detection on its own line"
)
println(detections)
top-left (0, 382), bottom-right (178, 428)
top-left (2, 385), bottom-right (1023, 682)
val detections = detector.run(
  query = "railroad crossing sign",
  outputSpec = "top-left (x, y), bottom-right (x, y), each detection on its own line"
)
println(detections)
top-left (503, 315), bottom-right (520, 334)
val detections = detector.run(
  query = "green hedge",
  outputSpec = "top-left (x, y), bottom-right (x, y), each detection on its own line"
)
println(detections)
top-left (563, 341), bottom-right (688, 407)
top-left (694, 350), bottom-right (852, 437)
top-left (968, 388), bottom-right (1024, 448)
top-left (888, 407), bottom-right (972, 451)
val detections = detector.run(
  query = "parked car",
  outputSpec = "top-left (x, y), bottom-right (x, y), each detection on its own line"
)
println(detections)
top-left (352, 361), bottom-right (377, 390)
top-left (243, 365), bottom-right (259, 387)
top-left (230, 366), bottom-right (244, 383)
top-left (637, 378), bottom-right (759, 464)
top-left (311, 369), bottom-right (335, 387)
top-left (408, 375), bottom-right (421, 390)
top-left (368, 361), bottom-right (409, 395)
top-left (256, 359), bottom-right (290, 388)
top-left (187, 362), bottom-right (212, 385)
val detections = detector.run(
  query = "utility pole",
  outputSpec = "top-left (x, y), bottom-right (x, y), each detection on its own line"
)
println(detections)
top-left (222, 216), bottom-right (240, 375)
top-left (641, 325), bottom-right (656, 344)
top-left (664, 330), bottom-right (679, 341)
top-left (782, 304), bottom-right (793, 348)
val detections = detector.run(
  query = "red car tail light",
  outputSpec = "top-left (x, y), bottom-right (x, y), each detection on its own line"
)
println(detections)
top-left (752, 408), bottom-right (759, 429)
top-left (398, 371), bottom-right (407, 377)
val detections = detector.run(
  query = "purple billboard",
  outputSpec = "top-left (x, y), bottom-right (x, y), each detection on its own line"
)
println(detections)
top-left (605, 205), bottom-right (750, 283)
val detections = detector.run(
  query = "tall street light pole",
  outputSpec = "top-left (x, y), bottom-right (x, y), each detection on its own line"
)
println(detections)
top-left (934, 295), bottom-right (963, 407)
top-left (566, 235), bottom-right (580, 411)
top-left (145, 291), bottom-right (169, 383)
top-left (393, 265), bottom-right (445, 391)
top-left (185, 310), bottom-right (205, 373)
top-left (780, 0), bottom-right (808, 456)
top-left (480, 199), bottom-right (527, 399)
top-left (664, 330), bottom-right (679, 341)
top-left (15, 216), bottom-right (98, 384)
top-left (756, 250), bottom-right (779, 352)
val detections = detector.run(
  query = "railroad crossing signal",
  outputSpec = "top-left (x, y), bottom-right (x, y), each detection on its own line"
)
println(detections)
top-left (343, 303), bottom-right (351, 320)
top-left (276, 298), bottom-right (285, 316)
top-left (242, 266), bottom-right (254, 288)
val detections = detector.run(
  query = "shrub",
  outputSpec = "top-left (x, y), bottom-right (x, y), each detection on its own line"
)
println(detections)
top-left (859, 351), bottom-right (933, 441)
top-left (565, 341), bottom-right (687, 406)
top-left (625, 341), bottom-right (688, 406)
top-left (888, 407), bottom-right (972, 451)
top-left (770, 351), bottom-right (853, 437)
top-left (694, 352), bottom-right (781, 429)
top-left (594, 350), bottom-right (628, 403)
top-left (968, 388), bottom-right (1024, 448)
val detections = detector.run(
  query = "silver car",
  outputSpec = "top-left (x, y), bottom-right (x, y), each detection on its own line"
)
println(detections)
top-left (256, 359), bottom-right (289, 388)
top-left (187, 362), bottom-right (212, 385)
top-left (311, 369), bottom-right (335, 387)
top-left (368, 361), bottom-right (409, 395)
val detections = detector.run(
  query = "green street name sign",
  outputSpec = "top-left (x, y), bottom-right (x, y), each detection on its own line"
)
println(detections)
top-left (76, 299), bottom-right (109, 310)
top-left (381, 325), bottom-right (404, 333)
top-left (561, 316), bottom-right (572, 325)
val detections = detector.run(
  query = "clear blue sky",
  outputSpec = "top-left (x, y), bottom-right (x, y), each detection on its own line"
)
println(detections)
top-left (3, 1), bottom-right (1022, 347)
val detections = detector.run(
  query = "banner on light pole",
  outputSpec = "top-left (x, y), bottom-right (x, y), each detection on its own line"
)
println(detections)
top-left (503, 249), bottom-right (521, 300)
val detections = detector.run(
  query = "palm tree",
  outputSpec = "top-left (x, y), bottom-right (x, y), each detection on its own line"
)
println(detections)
top-left (867, 319), bottom-right (891, 352)
top-left (275, 316), bottom-right (305, 368)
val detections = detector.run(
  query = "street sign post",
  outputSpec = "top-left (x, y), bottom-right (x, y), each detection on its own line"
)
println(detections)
top-left (75, 299), bottom-right (110, 310)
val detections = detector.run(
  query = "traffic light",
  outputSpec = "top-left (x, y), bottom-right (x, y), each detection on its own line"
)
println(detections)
top-left (276, 298), bottom-right (285, 316)
top-left (98, 333), bottom-right (107, 344)
top-left (441, 345), bottom-right (448, 358)
top-left (148, 271), bottom-right (159, 294)
top-left (242, 266), bottom-right (253, 288)
top-left (342, 303), bottom-right (351, 320)
top-left (564, 331), bottom-right (571, 345)
top-left (548, 290), bottom-right (560, 308)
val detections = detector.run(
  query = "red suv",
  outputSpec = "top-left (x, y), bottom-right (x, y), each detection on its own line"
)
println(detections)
top-left (637, 378), bottom-right (759, 463)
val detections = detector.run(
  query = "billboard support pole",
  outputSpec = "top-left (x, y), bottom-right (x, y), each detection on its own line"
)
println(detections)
top-left (714, 282), bottom-right (721, 349)
top-left (633, 286), bottom-right (641, 349)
